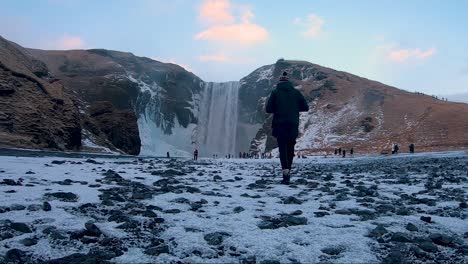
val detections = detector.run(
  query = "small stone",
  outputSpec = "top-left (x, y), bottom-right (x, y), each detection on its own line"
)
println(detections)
top-left (459, 202), bottom-right (467, 209)
top-left (291, 210), bottom-right (303, 216)
top-left (213, 175), bottom-right (222, 181)
top-left (43, 201), bottom-right (52, 211)
top-left (283, 196), bottom-right (302, 204)
top-left (321, 246), bottom-right (344, 255)
top-left (5, 249), bottom-right (26, 262)
top-left (85, 221), bottom-right (102, 237)
top-left (233, 206), bottom-right (245, 213)
top-left (429, 233), bottom-right (453, 246)
top-left (20, 238), bottom-right (38, 246)
top-left (81, 236), bottom-right (99, 244)
top-left (44, 192), bottom-right (78, 202)
top-left (10, 222), bottom-right (32, 233)
top-left (144, 245), bottom-right (170, 256)
top-left (164, 209), bottom-right (181, 214)
top-left (368, 225), bottom-right (388, 238)
top-left (420, 216), bottom-right (431, 223)
top-left (406, 223), bottom-right (418, 232)
top-left (418, 241), bottom-right (438, 252)
top-left (204, 232), bottom-right (230, 246)
top-left (10, 204), bottom-right (26, 211)
top-left (314, 211), bottom-right (329, 217)
top-left (391, 232), bottom-right (412, 243)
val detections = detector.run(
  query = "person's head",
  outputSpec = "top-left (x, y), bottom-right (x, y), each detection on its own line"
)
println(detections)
top-left (279, 71), bottom-right (289, 81)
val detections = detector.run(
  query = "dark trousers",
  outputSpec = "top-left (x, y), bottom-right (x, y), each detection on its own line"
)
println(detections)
top-left (277, 137), bottom-right (296, 170)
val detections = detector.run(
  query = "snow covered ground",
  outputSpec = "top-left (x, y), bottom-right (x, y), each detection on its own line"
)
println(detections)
top-left (0, 151), bottom-right (466, 263)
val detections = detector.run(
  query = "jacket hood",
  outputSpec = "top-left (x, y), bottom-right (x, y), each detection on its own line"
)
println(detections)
top-left (277, 80), bottom-right (293, 91)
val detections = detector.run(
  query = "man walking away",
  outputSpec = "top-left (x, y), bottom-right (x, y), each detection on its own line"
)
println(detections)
top-left (266, 71), bottom-right (309, 184)
top-left (194, 149), bottom-right (198, 161)
top-left (350, 148), bottom-right (354, 157)
top-left (167, 152), bottom-right (170, 158)
top-left (342, 149), bottom-right (346, 158)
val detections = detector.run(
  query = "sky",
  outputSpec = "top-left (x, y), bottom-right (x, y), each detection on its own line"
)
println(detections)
top-left (1, 0), bottom-right (468, 96)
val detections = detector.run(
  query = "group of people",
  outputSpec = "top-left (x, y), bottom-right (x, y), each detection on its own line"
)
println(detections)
top-left (333, 147), bottom-right (354, 158)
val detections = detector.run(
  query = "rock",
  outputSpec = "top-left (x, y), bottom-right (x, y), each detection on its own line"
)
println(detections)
top-left (51, 160), bottom-right (66, 165)
top-left (21, 238), bottom-right (38, 246)
top-left (27, 204), bottom-right (42, 211)
top-left (4, 249), bottom-right (26, 262)
top-left (314, 211), bottom-right (329, 217)
top-left (335, 209), bottom-right (352, 215)
top-left (81, 236), bottom-right (99, 244)
top-left (144, 245), bottom-right (170, 256)
top-left (43, 201), bottom-right (52, 211)
top-left (10, 222), bottom-right (32, 233)
top-left (234, 176), bottom-right (243, 181)
top-left (10, 204), bottom-right (26, 211)
top-left (283, 216), bottom-right (308, 226)
top-left (204, 232), bottom-right (231, 246)
top-left (420, 216), bottom-right (432, 223)
top-left (163, 209), bottom-right (181, 214)
top-left (391, 232), bottom-right (412, 243)
top-left (85, 221), bottom-right (102, 237)
top-left (409, 245), bottom-right (427, 258)
top-left (460, 202), bottom-right (468, 209)
top-left (406, 223), bottom-right (418, 232)
top-left (368, 225), bottom-right (388, 238)
top-left (213, 175), bottom-right (222, 181)
top-left (45, 252), bottom-right (112, 264)
top-left (44, 192), bottom-right (78, 202)
top-left (291, 210), bottom-right (303, 216)
top-left (233, 206), bottom-right (245, 213)
top-left (429, 233), bottom-right (453, 246)
top-left (260, 260), bottom-right (281, 264)
top-left (321, 245), bottom-right (344, 255)
top-left (2, 179), bottom-right (21, 186)
top-left (418, 241), bottom-right (438, 252)
top-left (382, 250), bottom-right (405, 264)
top-left (283, 196), bottom-right (302, 204)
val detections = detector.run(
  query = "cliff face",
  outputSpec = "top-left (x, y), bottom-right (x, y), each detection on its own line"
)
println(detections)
top-left (0, 36), bottom-right (81, 151)
top-left (241, 59), bottom-right (468, 154)
top-left (0, 37), bottom-right (142, 155)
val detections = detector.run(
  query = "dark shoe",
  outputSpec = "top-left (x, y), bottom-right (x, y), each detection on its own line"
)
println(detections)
top-left (281, 174), bottom-right (291, 185)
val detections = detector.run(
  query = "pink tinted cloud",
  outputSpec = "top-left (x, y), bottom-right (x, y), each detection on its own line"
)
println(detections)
top-left (195, 22), bottom-right (268, 45)
top-left (199, 0), bottom-right (234, 24)
top-left (56, 34), bottom-right (85, 50)
top-left (387, 47), bottom-right (436, 62)
top-left (195, 0), bottom-right (268, 45)
top-left (199, 54), bottom-right (228, 62)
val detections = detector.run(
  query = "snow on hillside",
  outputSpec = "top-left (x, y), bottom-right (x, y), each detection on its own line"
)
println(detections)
top-left (0, 151), bottom-right (466, 263)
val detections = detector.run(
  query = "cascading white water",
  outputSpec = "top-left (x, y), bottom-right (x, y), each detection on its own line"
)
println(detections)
top-left (197, 82), bottom-right (240, 157)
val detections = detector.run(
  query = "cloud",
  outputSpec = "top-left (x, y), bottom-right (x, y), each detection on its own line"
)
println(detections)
top-left (294, 14), bottom-right (325, 38)
top-left (55, 34), bottom-right (85, 50)
top-left (199, 54), bottom-right (229, 62)
top-left (199, 0), bottom-right (234, 24)
top-left (386, 47), bottom-right (436, 62)
top-left (195, 0), bottom-right (268, 45)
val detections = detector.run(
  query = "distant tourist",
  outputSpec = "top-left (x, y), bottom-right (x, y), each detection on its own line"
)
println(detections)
top-left (339, 148), bottom-right (342, 155)
top-left (166, 152), bottom-right (170, 158)
top-left (334, 148), bottom-right (338, 155)
top-left (193, 149), bottom-right (198, 160)
top-left (409, 143), bottom-right (415, 153)
top-left (350, 148), bottom-right (354, 156)
top-left (394, 144), bottom-right (399, 154)
top-left (266, 71), bottom-right (309, 184)
top-left (342, 149), bottom-right (346, 158)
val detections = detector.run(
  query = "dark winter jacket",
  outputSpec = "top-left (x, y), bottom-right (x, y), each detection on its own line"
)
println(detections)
top-left (266, 80), bottom-right (309, 139)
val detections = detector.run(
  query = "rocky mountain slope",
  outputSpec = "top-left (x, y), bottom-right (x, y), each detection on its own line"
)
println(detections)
top-left (243, 59), bottom-right (468, 154)
top-left (0, 36), bottom-right (81, 150)
top-left (0, 36), bottom-right (140, 155)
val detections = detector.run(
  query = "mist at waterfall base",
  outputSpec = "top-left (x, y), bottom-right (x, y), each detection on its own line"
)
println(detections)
top-left (138, 81), bottom-right (251, 157)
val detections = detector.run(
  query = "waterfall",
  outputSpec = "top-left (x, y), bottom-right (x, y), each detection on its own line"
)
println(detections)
top-left (197, 82), bottom-right (240, 157)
